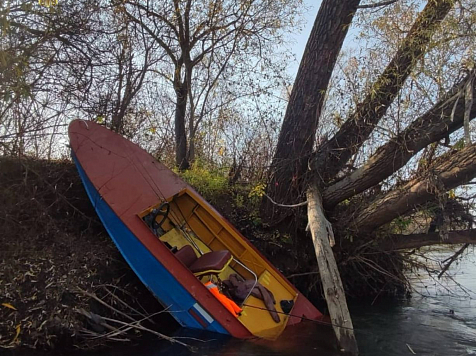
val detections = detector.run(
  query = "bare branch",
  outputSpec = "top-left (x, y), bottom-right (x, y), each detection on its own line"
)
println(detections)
top-left (438, 243), bottom-right (469, 279)
top-left (380, 230), bottom-right (476, 250)
top-left (358, 0), bottom-right (398, 9)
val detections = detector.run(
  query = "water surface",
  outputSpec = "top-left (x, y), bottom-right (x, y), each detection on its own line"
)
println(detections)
top-left (85, 249), bottom-right (476, 356)
top-left (354, 248), bottom-right (476, 355)
top-left (10, 249), bottom-right (475, 356)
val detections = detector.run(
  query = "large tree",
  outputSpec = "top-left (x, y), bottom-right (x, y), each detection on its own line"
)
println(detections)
top-left (266, 0), bottom-right (476, 250)
top-left (122, 0), bottom-right (301, 170)
top-left (265, 0), bottom-right (475, 351)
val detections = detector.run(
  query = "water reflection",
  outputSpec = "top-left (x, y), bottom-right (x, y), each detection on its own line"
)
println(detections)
top-left (353, 249), bottom-right (476, 356)
top-left (85, 322), bottom-right (341, 356)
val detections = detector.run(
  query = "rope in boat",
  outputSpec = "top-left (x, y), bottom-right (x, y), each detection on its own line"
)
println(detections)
top-left (242, 303), bottom-right (401, 337)
top-left (123, 139), bottom-right (234, 261)
top-left (128, 148), bottom-right (207, 253)
top-left (121, 140), bottom-right (192, 235)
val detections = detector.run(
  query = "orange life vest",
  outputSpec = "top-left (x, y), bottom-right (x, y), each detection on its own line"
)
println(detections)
top-left (205, 281), bottom-right (242, 317)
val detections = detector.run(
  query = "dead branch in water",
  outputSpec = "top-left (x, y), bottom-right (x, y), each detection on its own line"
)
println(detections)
top-left (101, 285), bottom-right (156, 324)
top-left (77, 287), bottom-right (137, 323)
top-left (76, 308), bottom-right (189, 347)
top-left (438, 243), bottom-right (470, 279)
top-left (75, 288), bottom-right (190, 349)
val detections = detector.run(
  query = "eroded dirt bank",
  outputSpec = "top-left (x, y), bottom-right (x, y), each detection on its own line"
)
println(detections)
top-left (0, 157), bottom-right (175, 351)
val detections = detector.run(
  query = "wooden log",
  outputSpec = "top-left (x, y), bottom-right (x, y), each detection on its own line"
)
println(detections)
top-left (306, 183), bottom-right (358, 354)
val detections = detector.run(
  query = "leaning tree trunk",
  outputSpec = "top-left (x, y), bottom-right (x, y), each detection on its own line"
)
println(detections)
top-left (312, 0), bottom-right (456, 184)
top-left (322, 71), bottom-right (476, 208)
top-left (379, 230), bottom-right (476, 251)
top-left (351, 144), bottom-right (476, 234)
top-left (323, 70), bottom-right (476, 208)
top-left (262, 0), bottom-right (361, 219)
top-left (307, 184), bottom-right (358, 354)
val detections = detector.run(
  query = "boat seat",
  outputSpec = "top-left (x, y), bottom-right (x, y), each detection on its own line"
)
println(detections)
top-left (174, 245), bottom-right (232, 277)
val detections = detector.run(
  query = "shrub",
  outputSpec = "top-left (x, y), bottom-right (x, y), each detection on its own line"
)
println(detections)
top-left (178, 160), bottom-right (228, 202)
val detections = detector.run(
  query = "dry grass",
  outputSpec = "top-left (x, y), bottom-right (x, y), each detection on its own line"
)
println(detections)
top-left (0, 157), bottom-right (174, 350)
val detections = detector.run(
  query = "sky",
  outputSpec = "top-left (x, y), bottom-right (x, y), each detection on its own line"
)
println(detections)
top-left (287, 0), bottom-right (321, 76)
top-left (287, 0), bottom-right (363, 77)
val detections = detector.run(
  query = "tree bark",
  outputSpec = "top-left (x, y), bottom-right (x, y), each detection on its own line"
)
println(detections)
top-left (312, 0), bottom-right (455, 184)
top-left (175, 87), bottom-right (189, 170)
top-left (307, 184), bottom-right (358, 355)
top-left (263, 0), bottom-right (361, 217)
top-left (174, 65), bottom-right (190, 171)
top-left (464, 74), bottom-right (474, 146)
top-left (323, 70), bottom-right (476, 208)
top-left (352, 144), bottom-right (476, 233)
top-left (379, 230), bottom-right (476, 250)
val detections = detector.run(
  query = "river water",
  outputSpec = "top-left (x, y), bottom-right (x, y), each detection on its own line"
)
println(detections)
top-left (10, 248), bottom-right (476, 356)
top-left (353, 247), bottom-right (476, 355)
top-left (75, 247), bottom-right (475, 356)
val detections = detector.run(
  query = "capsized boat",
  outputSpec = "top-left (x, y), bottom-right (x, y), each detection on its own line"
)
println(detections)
top-left (68, 120), bottom-right (324, 339)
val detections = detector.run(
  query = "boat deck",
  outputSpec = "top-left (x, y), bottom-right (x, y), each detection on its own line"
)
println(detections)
top-left (138, 188), bottom-right (298, 339)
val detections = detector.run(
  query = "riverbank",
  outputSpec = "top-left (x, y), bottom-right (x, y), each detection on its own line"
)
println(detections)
top-left (0, 156), bottom-right (433, 352)
top-left (0, 157), bottom-right (175, 350)
top-left (1, 157), bottom-right (302, 351)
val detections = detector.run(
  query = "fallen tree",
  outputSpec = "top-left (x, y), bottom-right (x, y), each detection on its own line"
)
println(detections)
top-left (263, 0), bottom-right (475, 353)
top-left (351, 144), bottom-right (476, 233)
top-left (379, 230), bottom-right (476, 251)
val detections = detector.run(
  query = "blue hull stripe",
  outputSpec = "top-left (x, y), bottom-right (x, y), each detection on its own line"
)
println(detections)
top-left (73, 155), bottom-right (229, 335)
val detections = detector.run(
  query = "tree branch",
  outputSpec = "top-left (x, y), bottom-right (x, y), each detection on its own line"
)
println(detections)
top-left (124, 10), bottom-right (178, 65)
top-left (323, 69), bottom-right (476, 208)
top-left (358, 0), bottom-right (398, 9)
top-left (352, 144), bottom-right (476, 233)
top-left (438, 243), bottom-right (469, 278)
top-left (126, 2), bottom-right (179, 39)
top-left (172, 0), bottom-right (186, 44)
top-left (379, 230), bottom-right (476, 250)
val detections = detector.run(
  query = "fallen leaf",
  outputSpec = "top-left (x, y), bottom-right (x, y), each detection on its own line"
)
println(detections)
top-left (1, 303), bottom-right (17, 311)
top-left (10, 324), bottom-right (20, 345)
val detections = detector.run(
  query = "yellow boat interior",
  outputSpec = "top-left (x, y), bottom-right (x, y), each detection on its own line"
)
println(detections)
top-left (138, 188), bottom-right (298, 339)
